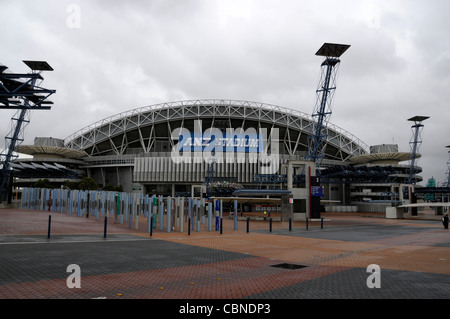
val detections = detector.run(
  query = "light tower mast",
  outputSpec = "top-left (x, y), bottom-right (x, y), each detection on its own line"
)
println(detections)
top-left (0, 60), bottom-right (55, 203)
top-left (205, 159), bottom-right (216, 198)
top-left (305, 43), bottom-right (350, 173)
top-left (406, 116), bottom-right (429, 185)
top-left (444, 145), bottom-right (450, 187)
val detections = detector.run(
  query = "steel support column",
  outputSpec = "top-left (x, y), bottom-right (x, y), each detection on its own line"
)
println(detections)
top-left (406, 116), bottom-right (429, 185)
top-left (305, 43), bottom-right (350, 173)
top-left (0, 61), bottom-right (55, 203)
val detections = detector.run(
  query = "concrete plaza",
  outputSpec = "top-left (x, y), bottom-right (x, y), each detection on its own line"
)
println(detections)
top-left (0, 208), bottom-right (449, 301)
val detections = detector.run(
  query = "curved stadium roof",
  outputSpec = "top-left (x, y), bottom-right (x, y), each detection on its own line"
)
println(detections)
top-left (64, 99), bottom-right (369, 162)
top-left (349, 152), bottom-right (415, 165)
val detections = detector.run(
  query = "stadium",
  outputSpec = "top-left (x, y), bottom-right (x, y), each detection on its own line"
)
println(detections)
top-left (11, 99), bottom-right (421, 218)
top-left (2, 45), bottom-right (430, 218)
top-left (65, 99), bottom-right (368, 189)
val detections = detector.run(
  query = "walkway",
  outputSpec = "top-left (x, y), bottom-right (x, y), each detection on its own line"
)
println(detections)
top-left (0, 208), bottom-right (449, 304)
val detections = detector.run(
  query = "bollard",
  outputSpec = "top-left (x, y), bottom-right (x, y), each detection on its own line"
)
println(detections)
top-left (220, 217), bottom-right (223, 234)
top-left (104, 216), bottom-right (107, 238)
top-left (188, 197), bottom-right (192, 232)
top-left (148, 211), bottom-right (151, 233)
top-left (269, 218), bottom-right (272, 233)
top-left (152, 212), bottom-right (157, 228)
top-left (179, 198), bottom-right (184, 232)
top-left (117, 192), bottom-right (121, 218)
top-left (48, 190), bottom-right (52, 212)
top-left (150, 216), bottom-right (153, 237)
top-left (234, 200), bottom-right (238, 231)
top-left (152, 197), bottom-right (157, 229)
top-left (246, 217), bottom-right (249, 233)
top-left (134, 214), bottom-right (139, 230)
top-left (289, 218), bottom-right (292, 231)
top-left (192, 198), bottom-right (196, 231)
top-left (201, 198), bottom-right (206, 224)
top-left (159, 200), bottom-right (164, 231)
top-left (215, 200), bottom-right (219, 231)
top-left (306, 217), bottom-right (309, 230)
top-left (47, 215), bottom-right (52, 239)
top-left (208, 202), bottom-right (212, 231)
top-left (167, 197), bottom-right (171, 233)
top-left (128, 212), bottom-right (132, 229)
top-left (321, 217), bottom-right (324, 229)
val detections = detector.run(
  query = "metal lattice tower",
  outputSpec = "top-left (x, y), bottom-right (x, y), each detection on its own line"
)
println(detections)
top-left (0, 60), bottom-right (55, 203)
top-left (406, 116), bottom-right (429, 185)
top-left (205, 159), bottom-right (216, 197)
top-left (305, 43), bottom-right (350, 172)
top-left (444, 145), bottom-right (450, 187)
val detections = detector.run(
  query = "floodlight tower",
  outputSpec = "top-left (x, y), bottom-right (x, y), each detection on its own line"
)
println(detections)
top-left (0, 60), bottom-right (55, 203)
top-left (444, 145), bottom-right (450, 188)
top-left (305, 43), bottom-right (350, 173)
top-left (406, 116), bottom-right (429, 185)
top-left (205, 159), bottom-right (216, 197)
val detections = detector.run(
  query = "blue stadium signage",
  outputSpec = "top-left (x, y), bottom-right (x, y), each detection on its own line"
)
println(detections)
top-left (178, 132), bottom-right (263, 153)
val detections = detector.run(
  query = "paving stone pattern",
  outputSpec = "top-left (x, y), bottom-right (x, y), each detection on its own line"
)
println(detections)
top-left (0, 209), bottom-right (449, 300)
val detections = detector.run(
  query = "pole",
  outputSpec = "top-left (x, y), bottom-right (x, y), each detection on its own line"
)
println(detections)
top-left (306, 217), bottom-right (309, 230)
top-left (321, 217), bottom-right (324, 229)
top-left (269, 218), bottom-right (272, 233)
top-left (150, 216), bottom-right (153, 237)
top-left (104, 216), bottom-right (107, 238)
top-left (179, 197), bottom-right (184, 232)
top-left (147, 204), bottom-right (153, 232)
top-left (159, 197), bottom-right (163, 231)
top-left (220, 199), bottom-right (223, 234)
top-left (208, 202), bottom-right (212, 231)
top-left (167, 196), bottom-right (171, 233)
top-left (289, 218), bottom-right (292, 231)
top-left (152, 197), bottom-right (157, 229)
top-left (47, 215), bottom-right (51, 239)
top-left (234, 199), bottom-right (238, 230)
top-left (48, 189), bottom-right (52, 212)
top-left (309, 166), bottom-right (312, 219)
top-left (215, 200), bottom-right (219, 231)
top-left (201, 198), bottom-right (205, 224)
top-left (118, 193), bottom-right (123, 224)
top-left (246, 217), bottom-right (249, 233)
top-left (188, 197), bottom-right (192, 235)
top-left (192, 198), bottom-right (195, 231)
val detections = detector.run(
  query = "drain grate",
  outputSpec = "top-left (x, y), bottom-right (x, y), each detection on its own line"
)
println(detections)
top-left (270, 263), bottom-right (308, 270)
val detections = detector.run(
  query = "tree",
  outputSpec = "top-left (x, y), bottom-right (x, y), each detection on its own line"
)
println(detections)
top-left (103, 184), bottom-right (123, 192)
top-left (77, 177), bottom-right (99, 191)
top-left (34, 178), bottom-right (52, 189)
top-left (63, 180), bottom-right (80, 190)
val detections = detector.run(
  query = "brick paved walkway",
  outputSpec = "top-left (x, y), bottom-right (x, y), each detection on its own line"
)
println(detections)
top-left (0, 208), bottom-right (449, 303)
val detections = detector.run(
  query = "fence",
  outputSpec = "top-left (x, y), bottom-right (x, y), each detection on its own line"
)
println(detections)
top-left (20, 187), bottom-right (321, 234)
top-left (19, 187), bottom-right (239, 234)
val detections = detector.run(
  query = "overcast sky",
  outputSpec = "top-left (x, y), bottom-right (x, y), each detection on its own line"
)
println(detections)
top-left (1, 0), bottom-right (449, 185)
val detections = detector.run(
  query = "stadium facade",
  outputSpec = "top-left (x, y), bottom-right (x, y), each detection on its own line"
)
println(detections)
top-left (13, 99), bottom-right (421, 217)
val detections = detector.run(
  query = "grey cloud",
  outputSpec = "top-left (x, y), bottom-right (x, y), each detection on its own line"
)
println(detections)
top-left (1, 0), bottom-right (449, 184)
